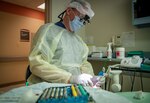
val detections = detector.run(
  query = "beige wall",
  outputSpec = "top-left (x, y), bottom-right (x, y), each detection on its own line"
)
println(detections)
top-left (0, 61), bottom-right (28, 85)
top-left (0, 11), bottom-right (44, 86)
top-left (86, 0), bottom-right (150, 92)
top-left (51, 0), bottom-right (150, 51)
top-left (0, 11), bottom-right (44, 57)
top-left (87, 0), bottom-right (150, 51)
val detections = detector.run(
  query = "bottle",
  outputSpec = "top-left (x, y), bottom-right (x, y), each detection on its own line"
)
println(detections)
top-left (107, 42), bottom-right (112, 59)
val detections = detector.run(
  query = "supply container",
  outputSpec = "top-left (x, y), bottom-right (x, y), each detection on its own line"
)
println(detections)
top-left (88, 45), bottom-right (96, 56)
top-left (116, 47), bottom-right (125, 59)
top-left (107, 43), bottom-right (112, 59)
top-left (91, 52), bottom-right (103, 58)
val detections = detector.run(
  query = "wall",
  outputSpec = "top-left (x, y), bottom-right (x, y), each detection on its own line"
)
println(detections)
top-left (0, 61), bottom-right (28, 85)
top-left (0, 1), bottom-right (44, 88)
top-left (86, 0), bottom-right (150, 51)
top-left (0, 11), bottom-right (44, 57)
top-left (86, 0), bottom-right (150, 92)
top-left (52, 0), bottom-right (150, 51)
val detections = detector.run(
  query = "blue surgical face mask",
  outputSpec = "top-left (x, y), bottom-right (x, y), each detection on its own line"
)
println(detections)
top-left (70, 16), bottom-right (84, 32)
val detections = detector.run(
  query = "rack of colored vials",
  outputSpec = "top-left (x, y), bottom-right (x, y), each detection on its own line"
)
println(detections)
top-left (37, 84), bottom-right (89, 103)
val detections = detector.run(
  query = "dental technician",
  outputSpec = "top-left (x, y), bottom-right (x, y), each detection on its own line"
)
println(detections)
top-left (28, 0), bottom-right (95, 86)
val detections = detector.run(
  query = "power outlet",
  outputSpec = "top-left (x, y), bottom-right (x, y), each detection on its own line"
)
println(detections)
top-left (112, 35), bottom-right (122, 46)
top-left (115, 35), bottom-right (121, 46)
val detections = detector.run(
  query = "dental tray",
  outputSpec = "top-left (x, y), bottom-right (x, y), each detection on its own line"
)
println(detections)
top-left (37, 84), bottom-right (89, 103)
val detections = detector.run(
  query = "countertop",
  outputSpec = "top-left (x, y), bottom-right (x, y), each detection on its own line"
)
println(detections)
top-left (88, 57), bottom-right (121, 63)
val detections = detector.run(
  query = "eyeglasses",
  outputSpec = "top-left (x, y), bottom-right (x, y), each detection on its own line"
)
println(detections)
top-left (70, 8), bottom-right (90, 25)
top-left (79, 15), bottom-right (90, 25)
top-left (58, 10), bottom-right (67, 22)
top-left (58, 9), bottom-right (90, 25)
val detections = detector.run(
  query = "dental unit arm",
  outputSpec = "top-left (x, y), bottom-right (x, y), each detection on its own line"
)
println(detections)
top-left (91, 67), bottom-right (106, 88)
top-left (107, 65), bottom-right (122, 92)
top-left (90, 64), bottom-right (122, 92)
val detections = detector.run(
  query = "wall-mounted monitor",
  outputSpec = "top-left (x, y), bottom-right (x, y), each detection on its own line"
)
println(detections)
top-left (132, 0), bottom-right (150, 27)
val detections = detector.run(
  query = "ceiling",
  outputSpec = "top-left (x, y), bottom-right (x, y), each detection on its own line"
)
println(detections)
top-left (1, 0), bottom-right (45, 12)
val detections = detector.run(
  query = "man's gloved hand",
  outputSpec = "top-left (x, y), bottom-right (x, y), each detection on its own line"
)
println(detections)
top-left (91, 76), bottom-right (105, 88)
top-left (70, 73), bottom-right (93, 86)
